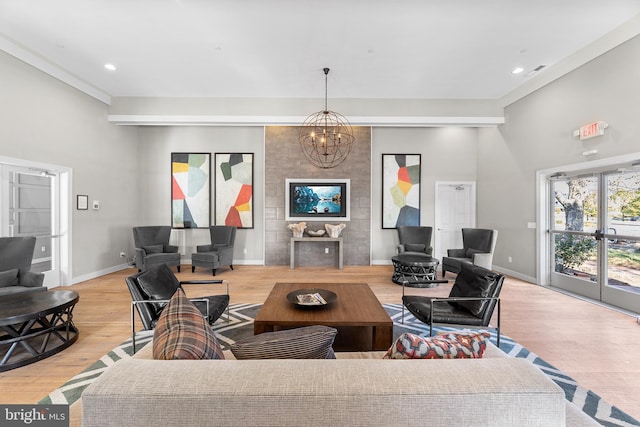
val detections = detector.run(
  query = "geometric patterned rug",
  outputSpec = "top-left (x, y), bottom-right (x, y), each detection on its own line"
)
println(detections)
top-left (39, 303), bottom-right (640, 426)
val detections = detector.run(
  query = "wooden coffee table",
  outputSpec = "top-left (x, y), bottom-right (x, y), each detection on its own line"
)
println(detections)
top-left (254, 283), bottom-right (393, 351)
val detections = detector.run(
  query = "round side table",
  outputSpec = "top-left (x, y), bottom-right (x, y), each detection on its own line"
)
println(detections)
top-left (391, 254), bottom-right (440, 288)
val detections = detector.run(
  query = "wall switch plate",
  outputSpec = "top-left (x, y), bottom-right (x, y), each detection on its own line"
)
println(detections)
top-left (527, 222), bottom-right (536, 229)
top-left (92, 200), bottom-right (100, 210)
top-left (120, 252), bottom-right (126, 258)
top-left (243, 248), bottom-right (247, 254)
top-left (325, 248), bottom-right (329, 254)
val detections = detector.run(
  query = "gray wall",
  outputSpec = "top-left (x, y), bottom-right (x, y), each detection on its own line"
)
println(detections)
top-left (478, 34), bottom-right (640, 281)
top-left (0, 51), bottom-right (139, 281)
top-left (5, 32), bottom-right (640, 283)
top-left (136, 126), bottom-right (265, 264)
top-left (264, 126), bottom-right (371, 266)
top-left (371, 127), bottom-right (478, 263)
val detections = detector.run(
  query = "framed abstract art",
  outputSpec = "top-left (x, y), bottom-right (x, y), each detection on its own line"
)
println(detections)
top-left (382, 154), bottom-right (421, 229)
top-left (215, 153), bottom-right (254, 229)
top-left (171, 152), bottom-right (211, 228)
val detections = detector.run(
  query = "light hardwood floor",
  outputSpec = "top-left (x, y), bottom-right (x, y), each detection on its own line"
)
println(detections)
top-left (1, 265), bottom-right (639, 420)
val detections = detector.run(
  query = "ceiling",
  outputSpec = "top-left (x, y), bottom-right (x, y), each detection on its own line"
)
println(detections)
top-left (2, 0), bottom-right (640, 105)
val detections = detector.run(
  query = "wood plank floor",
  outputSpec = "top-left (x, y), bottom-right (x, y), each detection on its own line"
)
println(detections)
top-left (1, 264), bottom-right (639, 420)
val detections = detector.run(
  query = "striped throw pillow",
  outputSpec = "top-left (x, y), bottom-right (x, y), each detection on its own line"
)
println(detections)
top-left (230, 325), bottom-right (337, 359)
top-left (152, 288), bottom-right (224, 360)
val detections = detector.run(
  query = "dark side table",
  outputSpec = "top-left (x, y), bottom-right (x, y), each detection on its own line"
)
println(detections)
top-left (0, 290), bottom-right (79, 372)
top-left (391, 254), bottom-right (441, 288)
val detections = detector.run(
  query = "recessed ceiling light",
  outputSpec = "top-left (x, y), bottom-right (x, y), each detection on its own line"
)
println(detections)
top-left (104, 63), bottom-right (117, 71)
top-left (512, 67), bottom-right (524, 74)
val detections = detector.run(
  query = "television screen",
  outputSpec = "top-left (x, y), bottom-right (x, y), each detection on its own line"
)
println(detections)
top-left (286, 180), bottom-right (349, 220)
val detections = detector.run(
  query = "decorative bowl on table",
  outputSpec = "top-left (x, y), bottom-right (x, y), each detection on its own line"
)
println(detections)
top-left (286, 288), bottom-right (337, 307)
top-left (307, 230), bottom-right (326, 237)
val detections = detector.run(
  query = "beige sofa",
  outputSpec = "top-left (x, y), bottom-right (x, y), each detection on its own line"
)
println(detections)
top-left (78, 342), bottom-right (599, 427)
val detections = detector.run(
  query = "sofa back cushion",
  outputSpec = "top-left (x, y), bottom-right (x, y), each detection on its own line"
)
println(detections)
top-left (153, 288), bottom-right (224, 360)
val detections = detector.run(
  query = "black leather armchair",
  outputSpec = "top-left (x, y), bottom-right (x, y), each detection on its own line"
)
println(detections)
top-left (397, 226), bottom-right (433, 256)
top-left (402, 263), bottom-right (504, 346)
top-left (442, 228), bottom-right (497, 277)
top-left (191, 226), bottom-right (236, 276)
top-left (0, 237), bottom-right (46, 297)
top-left (133, 226), bottom-right (181, 272)
top-left (126, 264), bottom-right (229, 350)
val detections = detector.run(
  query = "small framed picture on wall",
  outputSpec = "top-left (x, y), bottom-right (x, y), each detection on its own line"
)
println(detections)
top-left (77, 195), bottom-right (88, 210)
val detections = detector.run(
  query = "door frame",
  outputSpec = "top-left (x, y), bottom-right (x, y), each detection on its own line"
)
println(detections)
top-left (434, 181), bottom-right (476, 262)
top-left (536, 151), bottom-right (640, 288)
top-left (0, 155), bottom-right (72, 287)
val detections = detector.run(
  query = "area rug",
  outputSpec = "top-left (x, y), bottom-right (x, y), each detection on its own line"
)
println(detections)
top-left (40, 303), bottom-right (639, 426)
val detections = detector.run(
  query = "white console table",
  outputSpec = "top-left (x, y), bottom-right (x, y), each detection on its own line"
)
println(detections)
top-left (290, 237), bottom-right (343, 269)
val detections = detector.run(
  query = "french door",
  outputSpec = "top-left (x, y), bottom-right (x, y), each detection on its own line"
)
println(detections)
top-left (0, 164), bottom-right (62, 287)
top-left (550, 169), bottom-right (640, 312)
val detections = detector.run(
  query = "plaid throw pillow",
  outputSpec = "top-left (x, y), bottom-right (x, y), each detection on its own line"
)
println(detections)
top-left (152, 288), bottom-right (224, 360)
top-left (383, 331), bottom-right (489, 359)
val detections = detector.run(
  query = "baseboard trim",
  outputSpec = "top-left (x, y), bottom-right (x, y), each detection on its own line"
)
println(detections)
top-left (492, 265), bottom-right (537, 284)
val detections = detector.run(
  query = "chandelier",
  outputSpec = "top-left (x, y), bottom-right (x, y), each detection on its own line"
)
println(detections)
top-left (298, 68), bottom-right (355, 169)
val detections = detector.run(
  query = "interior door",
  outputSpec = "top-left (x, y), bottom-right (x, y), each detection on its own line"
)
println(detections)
top-left (0, 164), bottom-right (61, 287)
top-left (434, 182), bottom-right (476, 262)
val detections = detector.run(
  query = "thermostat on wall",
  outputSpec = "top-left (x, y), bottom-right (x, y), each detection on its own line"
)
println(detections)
top-left (92, 200), bottom-right (100, 210)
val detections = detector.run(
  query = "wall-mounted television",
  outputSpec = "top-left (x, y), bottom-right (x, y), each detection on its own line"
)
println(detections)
top-left (285, 179), bottom-right (350, 221)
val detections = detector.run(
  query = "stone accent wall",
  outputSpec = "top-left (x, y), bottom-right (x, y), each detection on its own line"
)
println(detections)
top-left (265, 126), bottom-right (371, 266)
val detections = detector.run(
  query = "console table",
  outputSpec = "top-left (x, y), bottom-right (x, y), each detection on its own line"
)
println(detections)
top-left (290, 237), bottom-right (343, 269)
top-left (0, 290), bottom-right (79, 371)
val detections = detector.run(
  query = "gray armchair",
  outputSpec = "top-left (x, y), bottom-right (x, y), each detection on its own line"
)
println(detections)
top-left (191, 226), bottom-right (236, 276)
top-left (442, 228), bottom-right (498, 277)
top-left (133, 226), bottom-right (181, 273)
top-left (397, 226), bottom-right (433, 256)
top-left (0, 236), bottom-right (46, 297)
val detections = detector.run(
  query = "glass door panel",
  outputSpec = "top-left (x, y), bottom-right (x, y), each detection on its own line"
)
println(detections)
top-left (602, 171), bottom-right (640, 309)
top-left (550, 176), bottom-right (601, 298)
top-left (548, 168), bottom-right (640, 312)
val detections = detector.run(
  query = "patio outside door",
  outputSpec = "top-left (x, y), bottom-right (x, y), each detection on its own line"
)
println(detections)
top-left (550, 169), bottom-right (640, 312)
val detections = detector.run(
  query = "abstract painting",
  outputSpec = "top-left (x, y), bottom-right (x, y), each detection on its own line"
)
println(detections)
top-left (215, 153), bottom-right (253, 228)
top-left (382, 154), bottom-right (421, 228)
top-left (171, 153), bottom-right (210, 228)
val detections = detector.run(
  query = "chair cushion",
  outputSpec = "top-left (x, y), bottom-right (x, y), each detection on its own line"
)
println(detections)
top-left (404, 243), bottom-right (426, 252)
top-left (449, 265), bottom-right (497, 317)
top-left (465, 248), bottom-right (485, 258)
top-left (230, 325), bottom-right (337, 360)
top-left (0, 269), bottom-right (19, 288)
top-left (383, 332), bottom-right (489, 359)
top-left (142, 244), bottom-right (163, 254)
top-left (137, 265), bottom-right (181, 300)
top-left (153, 288), bottom-right (224, 360)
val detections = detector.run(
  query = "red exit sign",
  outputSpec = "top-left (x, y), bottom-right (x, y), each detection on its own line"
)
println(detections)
top-left (574, 121), bottom-right (608, 140)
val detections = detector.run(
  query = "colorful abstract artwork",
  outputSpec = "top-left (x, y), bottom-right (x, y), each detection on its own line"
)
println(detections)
top-left (215, 153), bottom-right (253, 229)
top-left (171, 153), bottom-right (210, 228)
top-left (382, 154), bottom-right (421, 228)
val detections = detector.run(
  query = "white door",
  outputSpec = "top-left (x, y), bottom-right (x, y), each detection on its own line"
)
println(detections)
top-left (0, 164), bottom-right (62, 287)
top-left (434, 182), bottom-right (476, 262)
